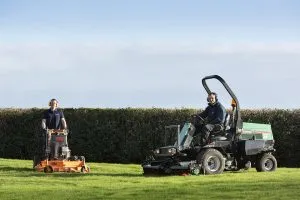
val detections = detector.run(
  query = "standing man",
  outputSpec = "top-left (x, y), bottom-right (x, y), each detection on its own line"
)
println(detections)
top-left (193, 92), bottom-right (226, 145)
top-left (35, 98), bottom-right (67, 166)
top-left (41, 98), bottom-right (67, 159)
top-left (42, 98), bottom-right (67, 130)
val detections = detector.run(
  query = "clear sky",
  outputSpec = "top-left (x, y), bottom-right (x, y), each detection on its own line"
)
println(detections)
top-left (1, 0), bottom-right (300, 109)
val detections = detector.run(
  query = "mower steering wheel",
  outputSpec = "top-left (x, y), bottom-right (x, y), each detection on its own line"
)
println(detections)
top-left (191, 114), bottom-right (205, 123)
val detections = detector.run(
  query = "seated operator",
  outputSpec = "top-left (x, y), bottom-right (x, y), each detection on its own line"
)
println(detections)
top-left (192, 92), bottom-right (226, 145)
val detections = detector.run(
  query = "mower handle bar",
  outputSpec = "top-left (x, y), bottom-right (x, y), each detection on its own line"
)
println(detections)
top-left (46, 129), bottom-right (68, 135)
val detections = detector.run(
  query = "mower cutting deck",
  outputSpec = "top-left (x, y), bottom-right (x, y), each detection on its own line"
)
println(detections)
top-left (34, 129), bottom-right (90, 173)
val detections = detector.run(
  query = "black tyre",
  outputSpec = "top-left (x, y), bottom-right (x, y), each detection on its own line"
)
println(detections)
top-left (81, 165), bottom-right (90, 173)
top-left (197, 149), bottom-right (225, 175)
top-left (244, 161), bottom-right (251, 171)
top-left (237, 160), bottom-right (251, 171)
top-left (44, 165), bottom-right (53, 173)
top-left (33, 156), bottom-right (41, 168)
top-left (256, 153), bottom-right (277, 172)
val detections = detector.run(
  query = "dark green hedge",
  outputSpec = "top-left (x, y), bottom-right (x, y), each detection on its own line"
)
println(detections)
top-left (0, 108), bottom-right (299, 167)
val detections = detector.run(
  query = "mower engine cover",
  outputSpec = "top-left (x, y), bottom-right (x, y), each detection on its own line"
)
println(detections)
top-left (240, 122), bottom-right (273, 140)
top-left (239, 122), bottom-right (275, 155)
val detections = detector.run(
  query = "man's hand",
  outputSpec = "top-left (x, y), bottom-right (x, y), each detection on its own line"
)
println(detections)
top-left (41, 119), bottom-right (47, 130)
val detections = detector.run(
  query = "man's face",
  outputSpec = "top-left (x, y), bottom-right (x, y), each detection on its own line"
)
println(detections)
top-left (207, 94), bottom-right (216, 104)
top-left (50, 100), bottom-right (58, 110)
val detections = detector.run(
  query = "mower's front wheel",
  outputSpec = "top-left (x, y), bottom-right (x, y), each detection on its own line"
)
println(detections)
top-left (81, 165), bottom-right (90, 173)
top-left (44, 165), bottom-right (53, 173)
top-left (197, 149), bottom-right (225, 175)
top-left (256, 153), bottom-right (277, 172)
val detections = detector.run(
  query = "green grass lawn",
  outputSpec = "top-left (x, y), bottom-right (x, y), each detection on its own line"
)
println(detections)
top-left (0, 158), bottom-right (299, 200)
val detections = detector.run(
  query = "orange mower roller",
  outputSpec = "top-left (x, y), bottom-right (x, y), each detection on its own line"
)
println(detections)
top-left (34, 129), bottom-right (90, 173)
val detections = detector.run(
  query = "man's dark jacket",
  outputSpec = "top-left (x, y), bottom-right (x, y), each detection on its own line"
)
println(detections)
top-left (199, 102), bottom-right (226, 124)
top-left (43, 109), bottom-right (65, 129)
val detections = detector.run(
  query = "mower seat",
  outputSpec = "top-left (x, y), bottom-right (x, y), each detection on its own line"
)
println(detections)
top-left (211, 113), bottom-right (230, 134)
top-left (210, 113), bottom-right (231, 141)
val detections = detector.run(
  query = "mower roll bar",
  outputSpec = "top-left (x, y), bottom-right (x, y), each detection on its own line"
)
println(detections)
top-left (202, 75), bottom-right (239, 108)
top-left (201, 75), bottom-right (242, 135)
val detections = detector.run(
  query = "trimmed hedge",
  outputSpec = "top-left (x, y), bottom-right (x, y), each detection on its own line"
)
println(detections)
top-left (0, 108), bottom-right (299, 167)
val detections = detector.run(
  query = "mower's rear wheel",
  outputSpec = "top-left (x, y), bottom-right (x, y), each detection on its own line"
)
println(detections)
top-left (44, 165), bottom-right (53, 173)
top-left (197, 149), bottom-right (225, 175)
top-left (256, 153), bottom-right (277, 172)
top-left (33, 156), bottom-right (40, 169)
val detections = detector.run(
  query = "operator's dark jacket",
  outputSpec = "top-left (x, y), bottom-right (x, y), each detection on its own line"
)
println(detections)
top-left (43, 109), bottom-right (65, 129)
top-left (199, 102), bottom-right (226, 125)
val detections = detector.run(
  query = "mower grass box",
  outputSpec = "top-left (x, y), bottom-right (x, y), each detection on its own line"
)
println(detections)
top-left (240, 122), bottom-right (273, 140)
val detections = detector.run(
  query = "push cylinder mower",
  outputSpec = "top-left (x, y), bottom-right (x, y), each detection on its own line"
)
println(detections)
top-left (34, 129), bottom-right (90, 173)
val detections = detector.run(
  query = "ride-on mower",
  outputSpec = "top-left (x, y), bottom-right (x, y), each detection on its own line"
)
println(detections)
top-left (34, 129), bottom-right (90, 173)
top-left (142, 75), bottom-right (277, 175)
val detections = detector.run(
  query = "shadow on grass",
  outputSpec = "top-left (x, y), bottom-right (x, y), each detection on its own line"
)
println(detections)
top-left (0, 165), bottom-right (145, 177)
top-left (0, 166), bottom-right (34, 172)
top-left (35, 172), bottom-right (143, 178)
top-left (92, 173), bottom-right (143, 177)
top-left (0, 166), bottom-right (246, 178)
top-left (2, 169), bottom-right (144, 178)
top-left (22, 172), bottom-right (144, 178)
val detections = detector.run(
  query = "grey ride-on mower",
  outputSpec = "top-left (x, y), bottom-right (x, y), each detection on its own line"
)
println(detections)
top-left (142, 75), bottom-right (277, 175)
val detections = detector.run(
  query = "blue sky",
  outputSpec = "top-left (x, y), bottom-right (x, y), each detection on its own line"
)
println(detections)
top-left (1, 0), bottom-right (300, 109)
